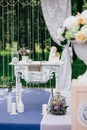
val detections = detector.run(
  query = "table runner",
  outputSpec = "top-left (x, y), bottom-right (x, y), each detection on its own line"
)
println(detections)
top-left (41, 96), bottom-right (71, 130)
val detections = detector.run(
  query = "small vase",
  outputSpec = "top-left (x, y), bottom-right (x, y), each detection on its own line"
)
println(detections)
top-left (7, 92), bottom-right (12, 113)
top-left (22, 56), bottom-right (28, 62)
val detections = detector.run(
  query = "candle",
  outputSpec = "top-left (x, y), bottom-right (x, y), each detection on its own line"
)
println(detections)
top-left (11, 102), bottom-right (17, 114)
top-left (42, 104), bottom-right (48, 115)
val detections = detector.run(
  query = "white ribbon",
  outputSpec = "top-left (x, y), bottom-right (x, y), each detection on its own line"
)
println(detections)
top-left (58, 41), bottom-right (72, 93)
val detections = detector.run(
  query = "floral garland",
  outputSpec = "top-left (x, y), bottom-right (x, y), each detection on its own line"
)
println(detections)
top-left (57, 10), bottom-right (87, 45)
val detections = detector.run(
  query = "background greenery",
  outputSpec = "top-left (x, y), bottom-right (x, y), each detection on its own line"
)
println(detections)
top-left (0, 0), bottom-right (87, 87)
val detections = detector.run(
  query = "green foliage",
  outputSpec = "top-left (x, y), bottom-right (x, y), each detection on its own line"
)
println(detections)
top-left (83, 2), bottom-right (87, 9)
top-left (49, 105), bottom-right (68, 115)
top-left (0, 75), bottom-right (15, 90)
top-left (72, 58), bottom-right (87, 79)
top-left (71, 0), bottom-right (86, 15)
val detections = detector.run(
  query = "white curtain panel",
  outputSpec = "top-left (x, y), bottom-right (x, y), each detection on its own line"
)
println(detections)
top-left (41, 0), bottom-right (71, 45)
top-left (41, 0), bottom-right (72, 93)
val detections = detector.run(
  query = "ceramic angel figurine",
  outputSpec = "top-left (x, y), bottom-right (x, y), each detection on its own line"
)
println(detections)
top-left (49, 46), bottom-right (60, 62)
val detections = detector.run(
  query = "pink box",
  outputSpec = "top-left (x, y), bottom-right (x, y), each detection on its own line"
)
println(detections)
top-left (71, 79), bottom-right (87, 130)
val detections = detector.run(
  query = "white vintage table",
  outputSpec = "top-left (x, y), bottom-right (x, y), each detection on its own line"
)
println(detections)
top-left (9, 60), bottom-right (63, 111)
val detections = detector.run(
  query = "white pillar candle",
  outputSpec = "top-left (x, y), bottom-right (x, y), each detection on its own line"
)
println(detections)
top-left (42, 104), bottom-right (48, 115)
top-left (7, 92), bottom-right (12, 113)
top-left (11, 102), bottom-right (17, 114)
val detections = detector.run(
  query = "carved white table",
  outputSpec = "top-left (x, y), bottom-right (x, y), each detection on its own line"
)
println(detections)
top-left (10, 60), bottom-right (63, 112)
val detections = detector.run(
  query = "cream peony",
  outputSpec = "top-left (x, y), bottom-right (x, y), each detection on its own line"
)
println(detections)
top-left (75, 31), bottom-right (87, 43)
top-left (76, 15), bottom-right (86, 25)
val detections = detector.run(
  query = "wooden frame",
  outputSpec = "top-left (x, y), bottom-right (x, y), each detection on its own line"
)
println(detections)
top-left (72, 79), bottom-right (87, 130)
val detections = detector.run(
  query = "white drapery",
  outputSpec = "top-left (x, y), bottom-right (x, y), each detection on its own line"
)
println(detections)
top-left (41, 0), bottom-right (71, 45)
top-left (58, 43), bottom-right (72, 92)
top-left (41, 0), bottom-right (72, 92)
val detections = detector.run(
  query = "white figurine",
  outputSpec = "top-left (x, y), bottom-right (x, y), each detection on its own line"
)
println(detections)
top-left (49, 46), bottom-right (60, 62)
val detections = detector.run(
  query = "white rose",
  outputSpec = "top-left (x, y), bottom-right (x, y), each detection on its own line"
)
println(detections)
top-left (82, 10), bottom-right (87, 18)
top-left (81, 25), bottom-right (87, 37)
top-left (63, 16), bottom-right (77, 29)
top-left (81, 25), bottom-right (87, 30)
top-left (81, 29), bottom-right (87, 37)
top-left (81, 10), bottom-right (87, 24)
top-left (57, 27), bottom-right (65, 41)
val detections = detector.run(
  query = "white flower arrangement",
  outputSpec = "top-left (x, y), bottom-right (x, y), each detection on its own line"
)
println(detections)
top-left (48, 92), bottom-right (68, 115)
top-left (57, 10), bottom-right (87, 45)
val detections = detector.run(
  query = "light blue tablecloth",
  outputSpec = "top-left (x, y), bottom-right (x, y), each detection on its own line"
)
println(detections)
top-left (0, 88), bottom-right (50, 130)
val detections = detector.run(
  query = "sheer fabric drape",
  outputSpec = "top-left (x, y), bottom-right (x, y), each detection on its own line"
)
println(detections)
top-left (41, 0), bottom-right (72, 93)
top-left (41, 0), bottom-right (71, 45)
